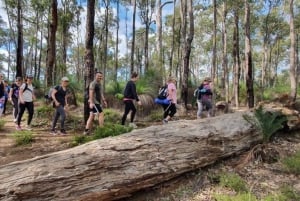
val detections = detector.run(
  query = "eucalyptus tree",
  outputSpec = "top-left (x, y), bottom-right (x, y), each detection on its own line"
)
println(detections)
top-left (244, 0), bottom-right (254, 108)
top-left (131, 0), bottom-right (137, 73)
top-left (84, 0), bottom-right (96, 122)
top-left (16, 0), bottom-right (23, 78)
top-left (180, 0), bottom-right (194, 106)
top-left (289, 0), bottom-right (297, 101)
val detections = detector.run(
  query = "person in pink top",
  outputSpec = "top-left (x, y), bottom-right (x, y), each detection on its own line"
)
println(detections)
top-left (162, 77), bottom-right (177, 124)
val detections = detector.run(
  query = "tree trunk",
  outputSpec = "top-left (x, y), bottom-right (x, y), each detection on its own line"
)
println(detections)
top-left (233, 8), bottom-right (240, 108)
top-left (244, 0), bottom-right (254, 108)
top-left (114, 0), bottom-right (119, 81)
top-left (1, 106), bottom-right (298, 201)
top-left (130, 0), bottom-right (137, 73)
top-left (46, 0), bottom-right (58, 87)
top-left (84, 0), bottom-right (96, 123)
top-left (16, 0), bottom-right (23, 78)
top-left (289, 0), bottom-right (297, 101)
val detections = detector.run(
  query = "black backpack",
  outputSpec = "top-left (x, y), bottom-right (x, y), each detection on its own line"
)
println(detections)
top-left (157, 84), bottom-right (168, 99)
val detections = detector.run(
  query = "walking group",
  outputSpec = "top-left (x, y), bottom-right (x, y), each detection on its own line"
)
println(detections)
top-left (0, 71), bottom-right (213, 136)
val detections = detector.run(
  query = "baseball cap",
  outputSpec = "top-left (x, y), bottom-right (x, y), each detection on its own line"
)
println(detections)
top-left (61, 76), bottom-right (69, 82)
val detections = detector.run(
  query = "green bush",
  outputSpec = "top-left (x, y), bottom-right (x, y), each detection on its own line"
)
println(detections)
top-left (93, 123), bottom-right (132, 140)
top-left (219, 172), bottom-right (248, 193)
top-left (282, 151), bottom-right (300, 175)
top-left (70, 135), bottom-right (93, 147)
top-left (277, 184), bottom-right (300, 201)
top-left (104, 109), bottom-right (122, 123)
top-left (243, 106), bottom-right (287, 143)
top-left (13, 131), bottom-right (34, 146)
top-left (0, 119), bottom-right (5, 130)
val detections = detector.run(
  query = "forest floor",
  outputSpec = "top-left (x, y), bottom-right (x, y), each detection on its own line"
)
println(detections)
top-left (0, 106), bottom-right (300, 201)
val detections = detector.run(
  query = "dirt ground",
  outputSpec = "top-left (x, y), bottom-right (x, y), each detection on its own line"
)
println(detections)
top-left (1, 108), bottom-right (300, 201)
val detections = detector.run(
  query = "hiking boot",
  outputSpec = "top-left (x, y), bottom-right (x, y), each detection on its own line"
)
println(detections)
top-left (83, 129), bottom-right (90, 135)
top-left (162, 119), bottom-right (168, 124)
top-left (50, 129), bottom-right (57, 135)
top-left (129, 123), bottom-right (138, 129)
top-left (60, 129), bottom-right (67, 135)
top-left (16, 125), bottom-right (22, 130)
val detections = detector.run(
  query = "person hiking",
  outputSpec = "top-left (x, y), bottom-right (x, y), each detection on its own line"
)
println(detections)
top-left (0, 74), bottom-right (5, 117)
top-left (121, 72), bottom-right (142, 128)
top-left (50, 77), bottom-right (70, 135)
top-left (162, 76), bottom-right (177, 124)
top-left (195, 77), bottom-right (213, 119)
top-left (16, 75), bottom-right (35, 130)
top-left (2, 80), bottom-right (10, 115)
top-left (8, 77), bottom-right (22, 122)
top-left (83, 71), bottom-right (107, 135)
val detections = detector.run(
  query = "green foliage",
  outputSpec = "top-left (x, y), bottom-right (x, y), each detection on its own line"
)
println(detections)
top-left (103, 109), bottom-right (122, 123)
top-left (70, 135), bottom-right (93, 147)
top-left (106, 81), bottom-right (125, 95)
top-left (35, 105), bottom-right (53, 118)
top-left (282, 150), bottom-right (300, 175)
top-left (148, 109), bottom-right (164, 121)
top-left (213, 193), bottom-right (257, 201)
top-left (13, 131), bottom-right (34, 146)
top-left (219, 172), bottom-right (248, 193)
top-left (277, 184), bottom-right (300, 201)
top-left (0, 119), bottom-right (5, 130)
top-left (93, 123), bottom-right (132, 140)
top-left (243, 106), bottom-right (287, 143)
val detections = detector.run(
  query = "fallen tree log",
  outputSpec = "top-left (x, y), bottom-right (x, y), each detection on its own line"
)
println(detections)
top-left (0, 109), bottom-right (298, 201)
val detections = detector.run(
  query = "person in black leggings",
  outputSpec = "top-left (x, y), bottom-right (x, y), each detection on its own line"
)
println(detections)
top-left (121, 72), bottom-right (142, 127)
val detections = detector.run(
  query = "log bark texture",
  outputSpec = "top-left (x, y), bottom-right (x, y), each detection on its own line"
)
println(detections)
top-left (0, 108), bottom-right (298, 201)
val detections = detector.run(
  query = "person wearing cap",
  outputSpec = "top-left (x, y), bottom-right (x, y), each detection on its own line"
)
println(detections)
top-left (50, 76), bottom-right (70, 135)
top-left (83, 71), bottom-right (107, 135)
top-left (0, 74), bottom-right (5, 117)
top-left (162, 76), bottom-right (177, 124)
top-left (16, 74), bottom-right (35, 130)
top-left (194, 77), bottom-right (213, 119)
top-left (9, 77), bottom-right (23, 122)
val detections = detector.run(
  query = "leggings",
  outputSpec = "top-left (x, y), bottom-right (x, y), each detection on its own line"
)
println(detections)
top-left (17, 101), bottom-right (34, 126)
top-left (121, 100), bottom-right (136, 125)
top-left (12, 97), bottom-right (19, 119)
top-left (51, 105), bottom-right (66, 130)
top-left (163, 103), bottom-right (176, 119)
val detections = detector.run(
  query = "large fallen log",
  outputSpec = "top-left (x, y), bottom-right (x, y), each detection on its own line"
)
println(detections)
top-left (0, 109), bottom-right (298, 201)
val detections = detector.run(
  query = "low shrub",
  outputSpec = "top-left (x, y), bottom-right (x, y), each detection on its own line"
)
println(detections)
top-left (13, 131), bottom-right (34, 146)
top-left (0, 119), bottom-right (5, 130)
top-left (219, 172), bottom-right (248, 193)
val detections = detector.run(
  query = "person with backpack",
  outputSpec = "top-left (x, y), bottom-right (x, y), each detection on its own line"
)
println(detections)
top-left (194, 77), bottom-right (213, 119)
top-left (162, 76), bottom-right (177, 124)
top-left (83, 71), bottom-right (107, 135)
top-left (16, 75), bottom-right (35, 130)
top-left (121, 72), bottom-right (142, 128)
top-left (8, 77), bottom-right (22, 122)
top-left (2, 80), bottom-right (10, 115)
top-left (50, 77), bottom-right (70, 135)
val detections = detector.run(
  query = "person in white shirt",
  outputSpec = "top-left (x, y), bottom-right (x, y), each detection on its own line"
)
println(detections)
top-left (16, 75), bottom-right (35, 130)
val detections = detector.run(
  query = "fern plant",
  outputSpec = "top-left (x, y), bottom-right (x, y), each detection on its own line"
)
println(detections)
top-left (243, 106), bottom-right (287, 143)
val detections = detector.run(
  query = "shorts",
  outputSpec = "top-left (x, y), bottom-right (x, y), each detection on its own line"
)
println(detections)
top-left (89, 104), bottom-right (103, 114)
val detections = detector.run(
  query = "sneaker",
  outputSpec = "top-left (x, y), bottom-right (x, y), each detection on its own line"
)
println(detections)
top-left (13, 119), bottom-right (17, 123)
top-left (60, 129), bottom-right (67, 135)
top-left (25, 125), bottom-right (32, 131)
top-left (16, 125), bottom-right (22, 130)
top-left (50, 130), bottom-right (57, 135)
top-left (162, 119), bottom-right (168, 124)
top-left (129, 123), bottom-right (138, 128)
top-left (83, 129), bottom-right (90, 135)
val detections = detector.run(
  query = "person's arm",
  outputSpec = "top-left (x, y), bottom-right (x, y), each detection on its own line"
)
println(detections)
top-left (88, 83), bottom-right (95, 108)
top-left (8, 85), bottom-right (13, 102)
top-left (19, 84), bottom-right (25, 103)
top-left (51, 87), bottom-right (59, 106)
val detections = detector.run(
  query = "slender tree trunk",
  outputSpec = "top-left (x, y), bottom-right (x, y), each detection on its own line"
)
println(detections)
top-left (233, 8), bottom-right (240, 108)
top-left (245, 0), bottom-right (254, 108)
top-left (84, 0), bottom-right (95, 123)
top-left (46, 0), bottom-right (58, 87)
top-left (289, 0), bottom-right (297, 101)
top-left (114, 0), bottom-right (120, 81)
top-left (221, 2), bottom-right (228, 102)
top-left (211, 0), bottom-right (217, 82)
top-left (144, 0), bottom-right (150, 73)
top-left (130, 0), bottom-right (137, 73)
top-left (103, 0), bottom-right (109, 88)
top-left (16, 0), bottom-right (23, 78)
top-left (170, 0), bottom-right (176, 75)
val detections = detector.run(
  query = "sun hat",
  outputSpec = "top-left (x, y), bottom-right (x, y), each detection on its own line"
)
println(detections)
top-left (61, 77), bottom-right (69, 82)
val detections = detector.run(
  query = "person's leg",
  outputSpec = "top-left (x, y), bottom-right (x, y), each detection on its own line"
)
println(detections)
top-left (121, 101), bottom-right (131, 125)
top-left (205, 100), bottom-right (212, 117)
top-left (27, 102), bottom-right (34, 126)
top-left (51, 107), bottom-right (60, 132)
top-left (165, 103), bottom-right (176, 121)
top-left (162, 104), bottom-right (169, 119)
top-left (58, 106), bottom-right (66, 130)
top-left (95, 104), bottom-right (104, 127)
top-left (17, 103), bottom-right (26, 128)
top-left (3, 97), bottom-right (7, 114)
top-left (197, 101), bottom-right (204, 118)
top-left (129, 101), bottom-right (136, 123)
top-left (12, 98), bottom-right (19, 120)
